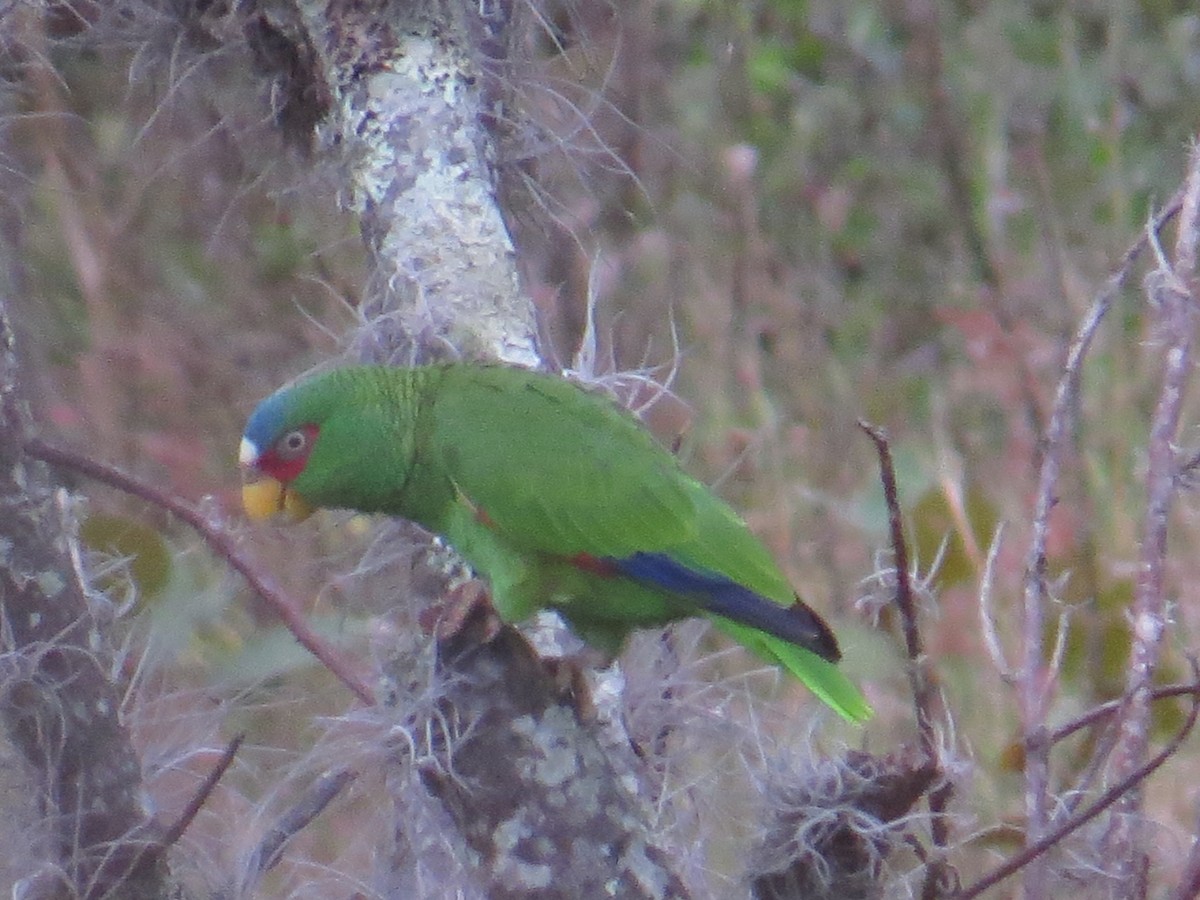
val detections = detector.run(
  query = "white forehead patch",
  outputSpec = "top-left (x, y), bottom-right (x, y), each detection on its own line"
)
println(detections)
top-left (239, 437), bottom-right (261, 467)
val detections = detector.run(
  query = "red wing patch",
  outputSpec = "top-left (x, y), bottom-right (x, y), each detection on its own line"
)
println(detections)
top-left (568, 552), bottom-right (619, 577)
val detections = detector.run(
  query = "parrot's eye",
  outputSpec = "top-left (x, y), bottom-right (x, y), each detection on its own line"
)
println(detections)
top-left (277, 428), bottom-right (310, 459)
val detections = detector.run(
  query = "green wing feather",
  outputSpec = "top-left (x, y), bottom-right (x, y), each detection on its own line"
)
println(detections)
top-left (713, 619), bottom-right (873, 722)
top-left (427, 367), bottom-right (799, 603)
top-left (425, 366), bottom-right (699, 558)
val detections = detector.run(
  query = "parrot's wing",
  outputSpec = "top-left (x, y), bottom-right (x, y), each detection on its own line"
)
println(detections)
top-left (612, 552), bottom-right (841, 659)
top-left (427, 368), bottom-right (697, 559)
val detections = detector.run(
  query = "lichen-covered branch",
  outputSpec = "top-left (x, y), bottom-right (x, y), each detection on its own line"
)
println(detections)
top-left (0, 258), bottom-right (166, 896)
top-left (423, 602), bottom-right (690, 899)
top-left (293, 0), bottom-right (539, 366)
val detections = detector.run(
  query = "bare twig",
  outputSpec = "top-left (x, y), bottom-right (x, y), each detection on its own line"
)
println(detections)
top-left (1030, 678), bottom-right (1200, 828)
top-left (1104, 142), bottom-right (1200, 888)
top-left (1041, 681), bottom-right (1200, 748)
top-left (1019, 289), bottom-right (1109, 898)
top-left (957, 672), bottom-right (1200, 900)
top-left (159, 733), bottom-right (244, 850)
top-left (859, 424), bottom-right (925, 677)
top-left (245, 767), bottom-right (358, 877)
top-left (1016, 187), bottom-right (1185, 898)
top-left (859, 421), bottom-right (952, 899)
top-left (978, 525), bottom-right (1013, 680)
top-left (23, 438), bottom-right (377, 706)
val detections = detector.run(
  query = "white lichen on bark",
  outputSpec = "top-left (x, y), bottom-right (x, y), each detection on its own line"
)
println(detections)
top-left (299, 0), bottom-right (538, 366)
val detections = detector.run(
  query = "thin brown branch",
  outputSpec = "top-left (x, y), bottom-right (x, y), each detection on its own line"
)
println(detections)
top-left (859, 421), bottom-right (952, 899)
top-left (957, 672), bottom-right (1200, 900)
top-left (246, 767), bottom-right (358, 877)
top-left (859, 427), bottom-right (921, 672)
top-left (1039, 681), bottom-right (1200, 748)
top-left (159, 733), bottom-right (244, 850)
top-left (23, 438), bottom-right (377, 707)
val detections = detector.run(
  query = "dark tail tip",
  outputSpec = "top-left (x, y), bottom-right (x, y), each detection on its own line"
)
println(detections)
top-left (790, 598), bottom-right (841, 662)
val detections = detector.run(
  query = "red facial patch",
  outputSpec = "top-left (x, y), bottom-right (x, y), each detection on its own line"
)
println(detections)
top-left (256, 423), bottom-right (319, 483)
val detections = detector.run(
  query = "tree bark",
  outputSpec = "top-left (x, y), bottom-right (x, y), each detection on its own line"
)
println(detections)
top-left (0, 222), bottom-right (167, 899)
top-left (283, 0), bottom-right (539, 367)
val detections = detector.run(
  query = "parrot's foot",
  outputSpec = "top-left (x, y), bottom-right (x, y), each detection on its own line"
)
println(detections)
top-left (421, 584), bottom-right (605, 722)
top-left (543, 655), bottom-right (600, 722)
top-left (419, 580), bottom-right (500, 643)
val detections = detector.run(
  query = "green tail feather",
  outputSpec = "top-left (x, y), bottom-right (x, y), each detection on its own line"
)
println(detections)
top-left (712, 619), bottom-right (873, 723)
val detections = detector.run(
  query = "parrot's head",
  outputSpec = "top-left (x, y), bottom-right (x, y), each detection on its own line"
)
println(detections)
top-left (239, 382), bottom-right (322, 522)
top-left (239, 368), bottom-right (414, 523)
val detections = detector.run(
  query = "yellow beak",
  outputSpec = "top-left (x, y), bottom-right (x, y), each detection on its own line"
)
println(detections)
top-left (242, 477), bottom-right (315, 523)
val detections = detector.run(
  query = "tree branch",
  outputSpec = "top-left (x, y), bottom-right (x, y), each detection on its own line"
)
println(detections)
top-left (958, 667), bottom-right (1200, 900)
top-left (1103, 140), bottom-right (1200, 891)
top-left (24, 438), bottom-right (377, 707)
top-left (245, 1), bottom-right (692, 893)
top-left (0, 286), bottom-right (166, 899)
top-left (860, 421), bottom-right (954, 899)
top-left (422, 601), bottom-right (690, 898)
top-left (1016, 184), bottom-right (1185, 898)
top-left (243, 766), bottom-right (358, 880)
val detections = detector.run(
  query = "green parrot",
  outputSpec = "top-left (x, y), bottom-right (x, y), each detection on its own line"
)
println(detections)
top-left (239, 364), bottom-right (871, 722)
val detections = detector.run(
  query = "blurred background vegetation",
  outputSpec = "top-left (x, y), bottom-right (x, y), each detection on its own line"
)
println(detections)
top-left (6, 0), bottom-right (1200, 894)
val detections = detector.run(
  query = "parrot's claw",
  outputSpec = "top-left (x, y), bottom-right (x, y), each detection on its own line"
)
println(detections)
top-left (544, 655), bottom-right (598, 722)
top-left (420, 580), bottom-right (499, 642)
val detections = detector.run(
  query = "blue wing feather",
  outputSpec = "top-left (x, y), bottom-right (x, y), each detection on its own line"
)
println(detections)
top-left (610, 551), bottom-right (841, 662)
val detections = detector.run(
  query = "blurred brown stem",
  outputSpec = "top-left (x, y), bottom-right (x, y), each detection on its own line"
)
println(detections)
top-left (246, 766), bottom-right (358, 878)
top-left (159, 733), bottom-right (244, 850)
top-left (24, 437), bottom-right (377, 706)
top-left (859, 421), bottom-right (952, 899)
